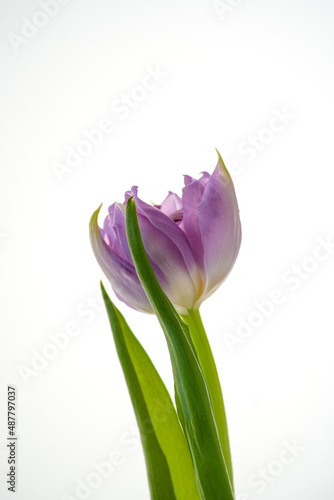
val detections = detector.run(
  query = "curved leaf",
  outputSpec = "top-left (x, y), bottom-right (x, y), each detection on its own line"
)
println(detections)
top-left (100, 283), bottom-right (201, 500)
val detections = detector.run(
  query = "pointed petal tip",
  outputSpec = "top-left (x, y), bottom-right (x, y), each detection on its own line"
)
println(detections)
top-left (89, 204), bottom-right (103, 243)
top-left (215, 149), bottom-right (232, 184)
top-left (89, 202), bottom-right (103, 225)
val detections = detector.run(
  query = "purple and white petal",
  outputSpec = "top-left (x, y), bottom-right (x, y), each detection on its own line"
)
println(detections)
top-left (135, 212), bottom-right (199, 313)
top-left (182, 175), bottom-right (206, 271)
top-left (195, 154), bottom-right (241, 306)
top-left (90, 206), bottom-right (153, 313)
top-left (158, 191), bottom-right (183, 216)
top-left (128, 187), bottom-right (203, 302)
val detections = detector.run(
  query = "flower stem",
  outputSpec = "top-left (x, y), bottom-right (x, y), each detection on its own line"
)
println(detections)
top-left (181, 308), bottom-right (233, 490)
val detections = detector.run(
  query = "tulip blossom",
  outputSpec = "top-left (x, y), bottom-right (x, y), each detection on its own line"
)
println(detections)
top-left (90, 152), bottom-right (241, 315)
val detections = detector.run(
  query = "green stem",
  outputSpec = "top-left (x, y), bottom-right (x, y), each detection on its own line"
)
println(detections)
top-left (181, 308), bottom-right (233, 490)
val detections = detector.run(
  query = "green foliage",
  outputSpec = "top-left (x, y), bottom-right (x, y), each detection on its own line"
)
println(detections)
top-left (101, 283), bottom-right (200, 500)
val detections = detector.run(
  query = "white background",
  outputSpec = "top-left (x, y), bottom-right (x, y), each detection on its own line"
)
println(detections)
top-left (1, 0), bottom-right (334, 499)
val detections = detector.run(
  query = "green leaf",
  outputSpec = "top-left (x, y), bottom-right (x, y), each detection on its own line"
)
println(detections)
top-left (125, 197), bottom-right (234, 500)
top-left (100, 283), bottom-right (201, 500)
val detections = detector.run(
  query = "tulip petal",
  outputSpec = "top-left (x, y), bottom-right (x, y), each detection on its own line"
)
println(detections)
top-left (135, 211), bottom-right (198, 313)
top-left (125, 188), bottom-right (203, 311)
top-left (157, 191), bottom-right (183, 216)
top-left (157, 192), bottom-right (184, 228)
top-left (198, 171), bottom-right (211, 187)
top-left (196, 153), bottom-right (241, 304)
top-left (182, 176), bottom-right (206, 270)
top-left (89, 205), bottom-right (153, 313)
top-left (102, 203), bottom-right (128, 260)
top-left (106, 202), bottom-right (133, 263)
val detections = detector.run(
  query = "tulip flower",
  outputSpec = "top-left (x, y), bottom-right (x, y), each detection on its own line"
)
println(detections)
top-left (89, 151), bottom-right (241, 315)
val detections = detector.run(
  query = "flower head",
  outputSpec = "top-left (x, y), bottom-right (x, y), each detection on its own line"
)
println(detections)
top-left (90, 152), bottom-right (241, 314)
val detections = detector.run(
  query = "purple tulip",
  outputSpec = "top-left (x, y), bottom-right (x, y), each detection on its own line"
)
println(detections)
top-left (90, 152), bottom-right (241, 314)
